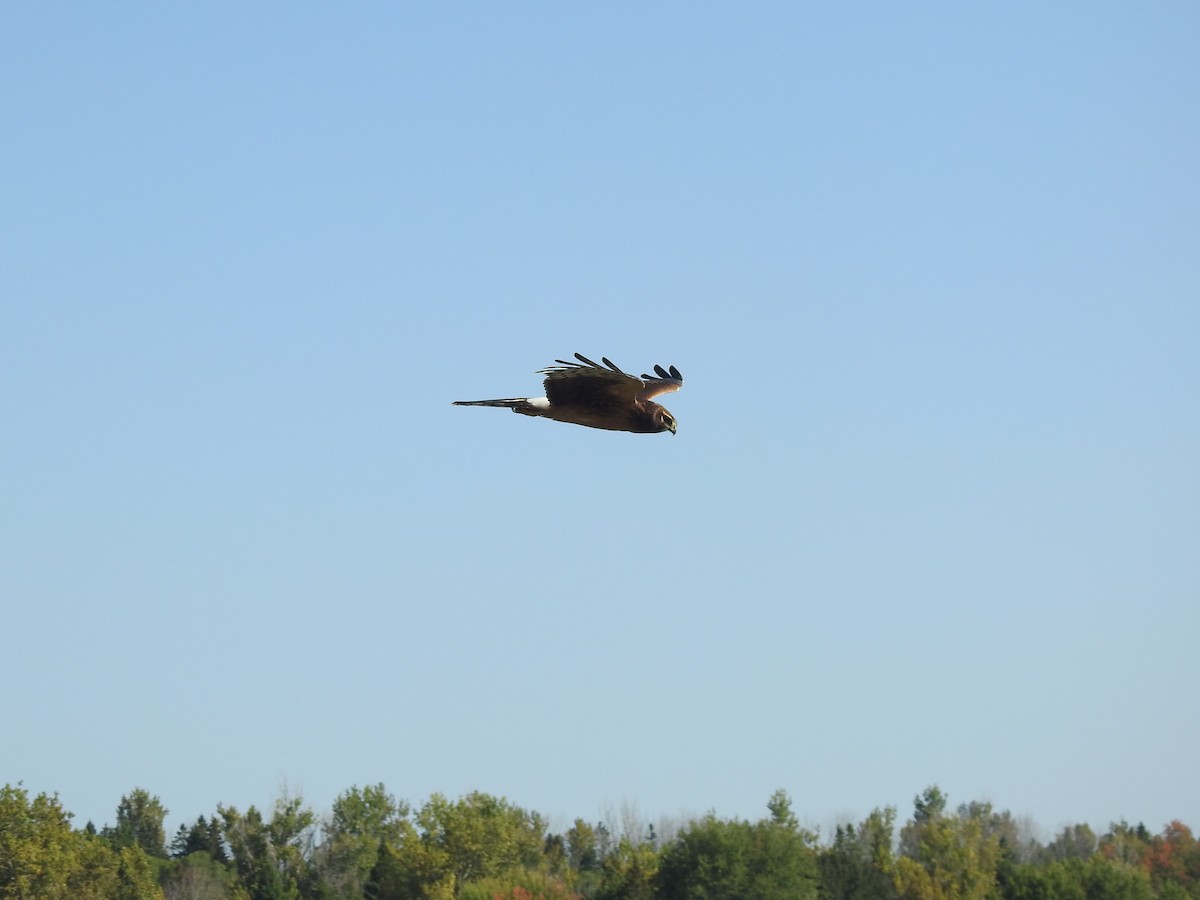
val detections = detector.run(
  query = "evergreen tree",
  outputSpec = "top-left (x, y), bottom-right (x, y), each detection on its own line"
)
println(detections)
top-left (819, 813), bottom-right (898, 900)
top-left (106, 788), bottom-right (169, 859)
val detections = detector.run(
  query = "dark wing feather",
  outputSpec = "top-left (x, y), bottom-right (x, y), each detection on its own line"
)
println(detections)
top-left (540, 353), bottom-right (643, 410)
top-left (540, 353), bottom-right (683, 407)
top-left (638, 362), bottom-right (684, 401)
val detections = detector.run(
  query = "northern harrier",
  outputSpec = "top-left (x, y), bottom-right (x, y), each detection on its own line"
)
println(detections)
top-left (453, 353), bottom-right (683, 435)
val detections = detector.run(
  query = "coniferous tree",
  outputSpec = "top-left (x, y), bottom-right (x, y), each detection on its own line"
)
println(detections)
top-left (819, 814), bottom-right (898, 900)
top-left (105, 788), bottom-right (169, 859)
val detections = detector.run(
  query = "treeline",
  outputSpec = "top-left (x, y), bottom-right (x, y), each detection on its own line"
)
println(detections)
top-left (2, 782), bottom-right (1197, 900)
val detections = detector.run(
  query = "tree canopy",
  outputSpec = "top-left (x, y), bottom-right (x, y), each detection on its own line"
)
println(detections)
top-left (1, 782), bottom-right (1196, 900)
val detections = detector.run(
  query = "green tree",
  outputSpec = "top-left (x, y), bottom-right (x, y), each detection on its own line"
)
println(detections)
top-left (416, 791), bottom-right (547, 886)
top-left (315, 783), bottom-right (412, 898)
top-left (220, 795), bottom-right (314, 900)
top-left (68, 831), bottom-right (125, 900)
top-left (365, 791), bottom-right (548, 899)
top-left (0, 786), bottom-right (164, 900)
top-left (655, 807), bottom-right (819, 900)
top-left (114, 844), bottom-right (166, 900)
top-left (107, 788), bottom-right (169, 859)
top-left (170, 824), bottom-right (195, 859)
top-left (898, 787), bottom-right (947, 861)
top-left (0, 784), bottom-right (79, 899)
top-left (65, 834), bottom-right (164, 900)
top-left (1100, 821), bottom-right (1152, 869)
top-left (592, 837), bottom-right (658, 900)
top-left (561, 818), bottom-right (602, 897)
top-left (566, 819), bottom-right (599, 874)
top-left (818, 809), bottom-right (898, 900)
top-left (894, 787), bottom-right (1000, 900)
top-left (1082, 856), bottom-right (1154, 900)
top-left (543, 833), bottom-right (568, 877)
top-left (995, 859), bottom-right (1086, 900)
top-left (267, 794), bottom-right (315, 893)
top-left (861, 807), bottom-right (898, 873)
top-left (1044, 824), bottom-right (1097, 862)
top-left (958, 802), bottom-right (1038, 865)
top-left (170, 815), bottom-right (228, 863)
top-left (767, 790), bottom-right (799, 832)
top-left (221, 805), bottom-right (287, 900)
top-left (1146, 820), bottom-right (1200, 897)
top-left (161, 852), bottom-right (240, 900)
top-left (999, 857), bottom-right (1154, 900)
top-left (366, 839), bottom-right (455, 900)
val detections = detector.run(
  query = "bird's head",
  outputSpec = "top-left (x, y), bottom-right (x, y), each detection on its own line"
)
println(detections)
top-left (658, 409), bottom-right (677, 435)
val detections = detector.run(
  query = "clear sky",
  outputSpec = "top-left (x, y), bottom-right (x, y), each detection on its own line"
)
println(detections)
top-left (3, 4), bottom-right (1197, 842)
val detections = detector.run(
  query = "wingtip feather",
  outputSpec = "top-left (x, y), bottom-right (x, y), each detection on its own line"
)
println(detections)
top-left (641, 363), bottom-right (682, 383)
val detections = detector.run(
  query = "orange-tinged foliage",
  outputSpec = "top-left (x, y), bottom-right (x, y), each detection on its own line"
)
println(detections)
top-left (1147, 820), bottom-right (1198, 886)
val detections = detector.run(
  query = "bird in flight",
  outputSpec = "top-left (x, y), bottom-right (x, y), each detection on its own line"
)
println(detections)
top-left (454, 353), bottom-right (684, 435)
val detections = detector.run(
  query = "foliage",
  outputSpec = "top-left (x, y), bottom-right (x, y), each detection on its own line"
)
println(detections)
top-left (0, 784), bottom-right (165, 899)
top-left (0, 784), bottom-right (78, 898)
top-left (1044, 824), bottom-right (1098, 862)
top-left (413, 791), bottom-right (548, 886)
top-left (654, 798), bottom-right (818, 900)
top-left (1145, 821), bottom-right (1200, 897)
top-left (160, 851), bottom-right (243, 900)
top-left (1080, 856), bottom-right (1155, 900)
top-left (366, 791), bottom-right (550, 898)
top-left (314, 783), bottom-right (413, 899)
top-left (455, 871), bottom-right (580, 900)
top-left (105, 788), bottom-right (170, 859)
top-left (592, 837), bottom-right (658, 900)
top-left (367, 836), bottom-right (453, 900)
top-left (818, 808), bottom-right (898, 900)
top-left (171, 815), bottom-right (228, 864)
top-left (4, 782), bottom-right (1200, 900)
top-left (218, 796), bottom-right (315, 900)
top-left (115, 844), bottom-right (170, 900)
top-left (893, 787), bottom-right (1002, 900)
top-left (565, 820), bottom-right (599, 874)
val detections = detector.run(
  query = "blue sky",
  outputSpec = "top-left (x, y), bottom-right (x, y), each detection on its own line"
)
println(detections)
top-left (3, 4), bottom-right (1197, 840)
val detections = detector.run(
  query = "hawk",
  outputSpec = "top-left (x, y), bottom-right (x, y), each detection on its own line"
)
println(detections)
top-left (453, 353), bottom-right (684, 435)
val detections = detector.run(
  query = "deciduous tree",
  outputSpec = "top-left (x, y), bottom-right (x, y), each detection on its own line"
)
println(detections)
top-left (592, 837), bottom-right (658, 900)
top-left (655, 802), bottom-right (819, 900)
top-left (894, 787), bottom-right (1000, 900)
top-left (1044, 824), bottom-right (1097, 862)
top-left (161, 852), bottom-right (239, 900)
top-left (316, 783), bottom-right (412, 898)
top-left (219, 795), bottom-right (314, 900)
top-left (0, 784), bottom-right (79, 899)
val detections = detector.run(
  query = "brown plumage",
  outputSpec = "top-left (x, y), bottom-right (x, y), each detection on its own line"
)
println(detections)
top-left (453, 353), bottom-right (684, 435)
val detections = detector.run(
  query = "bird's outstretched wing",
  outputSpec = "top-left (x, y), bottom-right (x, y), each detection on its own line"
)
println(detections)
top-left (638, 363), bottom-right (685, 402)
top-left (539, 353), bottom-right (683, 409)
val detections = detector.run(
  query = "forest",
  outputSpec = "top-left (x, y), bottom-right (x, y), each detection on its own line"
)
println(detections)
top-left (1, 782), bottom-right (1196, 900)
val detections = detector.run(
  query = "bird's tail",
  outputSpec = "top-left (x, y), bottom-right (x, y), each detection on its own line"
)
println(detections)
top-left (452, 398), bottom-right (535, 409)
